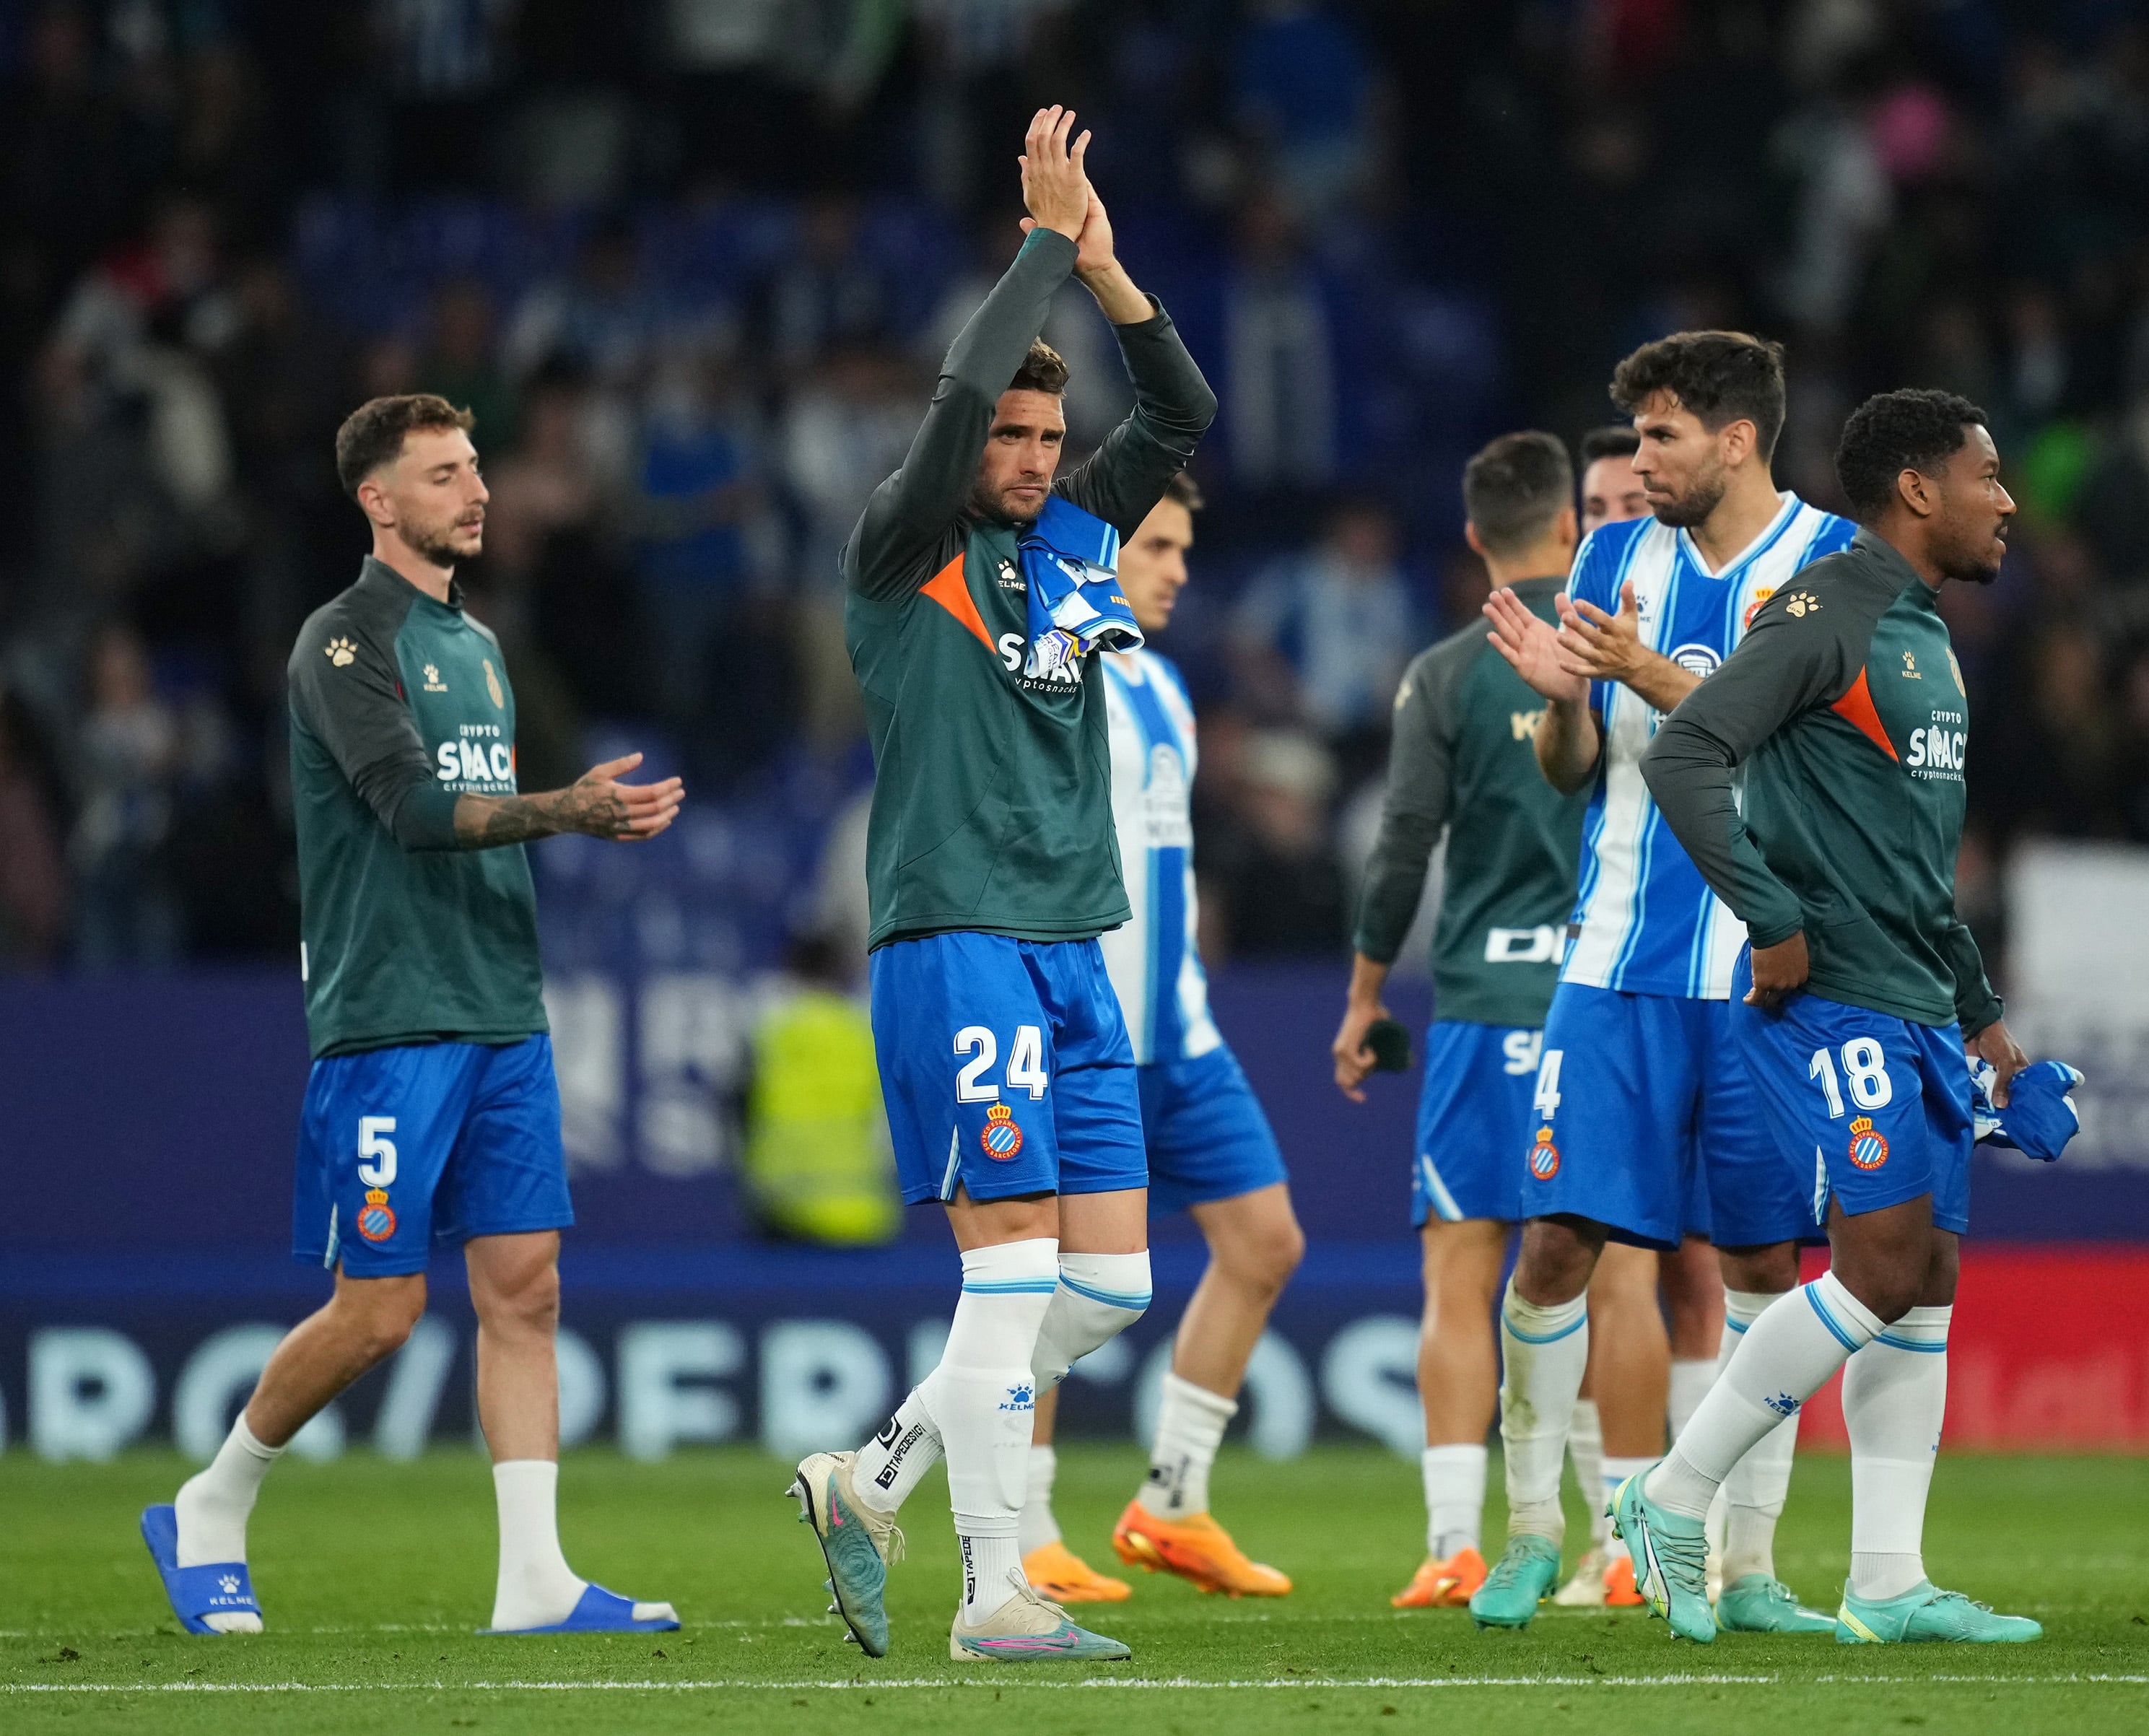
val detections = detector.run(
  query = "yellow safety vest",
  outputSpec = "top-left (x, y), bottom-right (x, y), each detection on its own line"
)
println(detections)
top-left (742, 988), bottom-right (899, 1246)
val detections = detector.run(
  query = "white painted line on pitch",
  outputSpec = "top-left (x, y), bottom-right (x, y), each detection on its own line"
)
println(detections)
top-left (7, 1675), bottom-right (2148, 1693)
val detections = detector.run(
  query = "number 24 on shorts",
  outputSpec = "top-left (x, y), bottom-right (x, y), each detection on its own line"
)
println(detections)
top-left (954, 1025), bottom-right (1050, 1102)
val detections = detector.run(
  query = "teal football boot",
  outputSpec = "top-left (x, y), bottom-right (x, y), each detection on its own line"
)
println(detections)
top-left (1836, 1581), bottom-right (2042, 1644)
top-left (1610, 1473), bottom-right (1714, 1643)
top-left (1716, 1572), bottom-right (1836, 1634)
top-left (950, 1573), bottom-right (1133, 1662)
top-left (790, 1449), bottom-right (903, 1657)
top-left (1468, 1534), bottom-right (1562, 1629)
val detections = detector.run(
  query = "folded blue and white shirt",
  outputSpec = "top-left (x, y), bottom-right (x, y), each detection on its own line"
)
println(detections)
top-left (1019, 495), bottom-right (1142, 680)
top-left (1968, 1057), bottom-right (2083, 1163)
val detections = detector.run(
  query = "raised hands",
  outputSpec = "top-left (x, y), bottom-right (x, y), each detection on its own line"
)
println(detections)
top-left (1019, 106), bottom-right (1091, 244)
top-left (1483, 586), bottom-right (1589, 705)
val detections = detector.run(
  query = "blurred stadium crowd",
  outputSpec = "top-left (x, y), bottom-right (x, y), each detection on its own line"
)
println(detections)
top-left (2, 0), bottom-right (2148, 979)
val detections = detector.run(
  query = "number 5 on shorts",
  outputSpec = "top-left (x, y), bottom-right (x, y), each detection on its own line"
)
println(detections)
top-left (358, 1115), bottom-right (398, 1187)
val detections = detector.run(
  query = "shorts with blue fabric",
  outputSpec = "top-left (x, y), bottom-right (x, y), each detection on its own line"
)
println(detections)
top-left (1410, 1020), bottom-right (1544, 1226)
top-left (292, 1034), bottom-right (572, 1278)
top-left (1525, 982), bottom-right (1811, 1251)
top-left (1141, 1042), bottom-right (1288, 1213)
top-left (1729, 948), bottom-right (1973, 1235)
top-left (870, 932), bottom-right (1148, 1206)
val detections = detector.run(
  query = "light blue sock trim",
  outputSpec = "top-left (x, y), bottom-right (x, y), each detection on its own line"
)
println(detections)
top-left (1502, 1301), bottom-right (1587, 1345)
top-left (962, 1278), bottom-right (1061, 1295)
top-left (1805, 1283), bottom-right (1862, 1353)
top-left (1725, 1316), bottom-right (1749, 1334)
top-left (1871, 1331), bottom-right (1948, 1353)
top-left (1060, 1275), bottom-right (1151, 1311)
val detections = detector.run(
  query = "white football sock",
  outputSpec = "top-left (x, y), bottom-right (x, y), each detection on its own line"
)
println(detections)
top-left (1846, 1304), bottom-right (1950, 1602)
top-left (1497, 1283), bottom-right (1588, 1541)
top-left (1646, 1271), bottom-right (1881, 1519)
top-left (1033, 1252), bottom-right (1151, 1390)
top-left (853, 1386), bottom-right (946, 1517)
top-left (1668, 1358), bottom-right (1717, 1443)
top-left (1138, 1370), bottom-right (1237, 1517)
top-left (1718, 1289), bottom-right (1799, 1584)
top-left (174, 1413), bottom-right (282, 1631)
top-left (489, 1460), bottom-right (588, 1631)
top-left (1019, 1442), bottom-right (1061, 1556)
top-left (937, 1238), bottom-right (1060, 1623)
top-left (1566, 1398), bottom-right (1609, 1546)
top-left (1600, 1456), bottom-right (1652, 1561)
top-left (1421, 1442), bottom-right (1486, 1559)
top-left (958, 1533), bottom-right (1025, 1626)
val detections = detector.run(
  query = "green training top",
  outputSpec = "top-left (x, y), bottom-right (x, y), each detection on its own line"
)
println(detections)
top-left (844, 227), bottom-right (1216, 952)
top-left (287, 557), bottom-right (548, 1059)
top-left (1354, 577), bottom-right (1590, 1028)
top-left (1640, 528), bottom-right (2001, 1032)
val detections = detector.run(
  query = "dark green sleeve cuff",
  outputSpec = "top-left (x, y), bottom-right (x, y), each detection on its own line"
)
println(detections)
top-left (391, 780), bottom-right (462, 852)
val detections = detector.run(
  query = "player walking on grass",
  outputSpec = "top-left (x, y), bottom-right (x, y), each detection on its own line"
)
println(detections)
top-left (1017, 474), bottom-right (1303, 1607)
top-left (1330, 432), bottom-right (1589, 1610)
top-left (141, 393), bottom-right (684, 1638)
top-left (787, 108), bottom-right (1215, 1664)
top-left (1473, 333), bottom-right (1848, 1636)
top-left (1626, 388), bottom-right (2041, 1646)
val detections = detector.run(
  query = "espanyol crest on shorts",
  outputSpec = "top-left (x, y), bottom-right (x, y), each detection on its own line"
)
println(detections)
top-left (1528, 1127), bottom-right (1561, 1180)
top-left (981, 1103), bottom-right (1024, 1160)
top-left (1847, 1115), bottom-right (1890, 1171)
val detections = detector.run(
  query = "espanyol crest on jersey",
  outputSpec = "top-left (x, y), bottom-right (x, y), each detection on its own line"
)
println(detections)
top-left (1564, 494), bottom-right (1856, 1000)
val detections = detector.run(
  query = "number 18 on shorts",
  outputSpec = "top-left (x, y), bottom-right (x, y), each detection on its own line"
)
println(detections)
top-left (868, 933), bottom-right (1148, 1206)
top-left (1729, 948), bottom-right (1976, 1235)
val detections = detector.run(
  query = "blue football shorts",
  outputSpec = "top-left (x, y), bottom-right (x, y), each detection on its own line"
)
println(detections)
top-left (1525, 982), bottom-right (1811, 1251)
top-left (1141, 1042), bottom-right (1289, 1213)
top-left (869, 933), bottom-right (1148, 1206)
top-left (1410, 1019), bottom-right (1543, 1227)
top-left (292, 1034), bottom-right (573, 1278)
top-left (1730, 948), bottom-right (1974, 1235)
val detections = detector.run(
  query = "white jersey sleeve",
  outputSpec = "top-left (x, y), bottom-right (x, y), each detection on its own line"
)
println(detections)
top-left (1099, 651), bottom-right (1221, 1065)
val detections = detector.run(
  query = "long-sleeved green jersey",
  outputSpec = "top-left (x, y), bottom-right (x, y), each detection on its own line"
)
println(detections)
top-left (1354, 577), bottom-right (1590, 1026)
top-left (287, 558), bottom-right (546, 1059)
top-left (844, 228), bottom-right (1216, 951)
top-left (1640, 528), bottom-right (2000, 1033)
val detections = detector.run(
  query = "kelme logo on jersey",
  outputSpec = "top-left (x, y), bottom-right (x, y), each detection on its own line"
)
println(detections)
top-left (484, 658), bottom-right (505, 710)
top-left (1528, 1127), bottom-right (1561, 1180)
top-left (324, 637), bottom-right (357, 668)
top-left (1848, 1116), bottom-right (1890, 1170)
top-left (356, 1187), bottom-right (397, 1242)
top-left (981, 1103), bottom-right (1024, 1160)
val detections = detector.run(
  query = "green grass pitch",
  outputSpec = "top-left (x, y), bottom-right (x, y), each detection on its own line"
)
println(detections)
top-left (4, 1445), bottom-right (2146, 1735)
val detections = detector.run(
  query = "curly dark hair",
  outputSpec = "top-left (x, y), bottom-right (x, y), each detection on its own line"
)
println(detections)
top-left (1009, 338), bottom-right (1070, 396)
top-left (1834, 388), bottom-right (1988, 520)
top-left (1463, 430), bottom-right (1574, 557)
top-left (1610, 331), bottom-right (1787, 461)
top-left (334, 393), bottom-right (475, 497)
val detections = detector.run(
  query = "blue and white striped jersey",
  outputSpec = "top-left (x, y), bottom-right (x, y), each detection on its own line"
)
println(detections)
top-left (1563, 493), bottom-right (1857, 1000)
top-left (1100, 650), bottom-right (1222, 1065)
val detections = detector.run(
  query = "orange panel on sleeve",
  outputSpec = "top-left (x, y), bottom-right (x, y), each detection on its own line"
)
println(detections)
top-left (920, 554), bottom-right (995, 652)
top-left (1829, 667), bottom-right (1899, 761)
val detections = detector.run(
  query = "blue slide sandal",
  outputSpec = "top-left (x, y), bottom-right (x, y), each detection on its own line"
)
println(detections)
top-left (479, 1584), bottom-right (681, 1635)
top-left (140, 1505), bottom-right (263, 1634)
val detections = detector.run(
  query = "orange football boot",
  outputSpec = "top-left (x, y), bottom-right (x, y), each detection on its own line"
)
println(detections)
top-left (1111, 1500), bottom-right (1291, 1597)
top-left (1603, 1553), bottom-right (1647, 1607)
top-left (1022, 1540), bottom-right (1133, 1603)
top-left (1391, 1546), bottom-right (1488, 1608)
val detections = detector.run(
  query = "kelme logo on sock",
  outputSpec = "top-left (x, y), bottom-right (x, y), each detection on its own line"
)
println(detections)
top-left (1765, 1392), bottom-right (1801, 1418)
top-left (1000, 1382), bottom-right (1034, 1412)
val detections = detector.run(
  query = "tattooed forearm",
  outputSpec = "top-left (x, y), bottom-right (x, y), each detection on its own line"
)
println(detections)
top-left (453, 780), bottom-right (631, 849)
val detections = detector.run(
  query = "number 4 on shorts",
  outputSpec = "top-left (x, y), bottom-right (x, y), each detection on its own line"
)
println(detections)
top-left (1533, 1048), bottom-right (1563, 1121)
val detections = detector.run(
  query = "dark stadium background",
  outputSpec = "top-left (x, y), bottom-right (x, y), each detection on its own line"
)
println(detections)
top-left (1, 1), bottom-right (2145, 1462)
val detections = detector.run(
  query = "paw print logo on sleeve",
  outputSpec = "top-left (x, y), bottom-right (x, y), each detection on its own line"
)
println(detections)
top-left (324, 637), bottom-right (357, 667)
